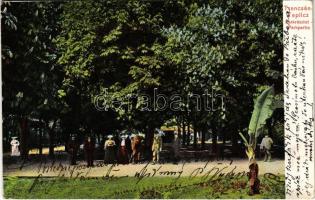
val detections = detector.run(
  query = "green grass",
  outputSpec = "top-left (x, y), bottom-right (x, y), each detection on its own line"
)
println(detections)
top-left (4, 175), bottom-right (285, 199)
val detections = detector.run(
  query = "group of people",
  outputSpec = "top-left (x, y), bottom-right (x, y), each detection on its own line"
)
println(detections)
top-left (67, 132), bottom-right (164, 167)
top-left (8, 133), bottom-right (274, 166)
top-left (104, 135), bottom-right (132, 164)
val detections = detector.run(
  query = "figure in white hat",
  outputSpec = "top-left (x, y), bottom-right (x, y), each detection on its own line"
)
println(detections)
top-left (10, 137), bottom-right (20, 157)
top-left (117, 135), bottom-right (129, 164)
top-left (104, 135), bottom-right (116, 164)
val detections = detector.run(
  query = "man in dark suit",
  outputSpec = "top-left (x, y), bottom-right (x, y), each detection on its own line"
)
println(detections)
top-left (68, 136), bottom-right (79, 165)
top-left (84, 136), bottom-right (95, 167)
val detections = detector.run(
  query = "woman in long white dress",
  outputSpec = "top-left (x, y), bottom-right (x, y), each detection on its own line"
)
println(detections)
top-left (10, 137), bottom-right (20, 156)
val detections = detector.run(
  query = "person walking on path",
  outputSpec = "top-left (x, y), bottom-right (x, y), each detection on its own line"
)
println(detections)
top-left (131, 134), bottom-right (143, 163)
top-left (152, 132), bottom-right (162, 164)
top-left (117, 135), bottom-right (129, 164)
top-left (68, 136), bottom-right (79, 165)
top-left (10, 137), bottom-right (20, 157)
top-left (84, 136), bottom-right (95, 167)
top-left (260, 135), bottom-right (273, 162)
top-left (104, 135), bottom-right (116, 164)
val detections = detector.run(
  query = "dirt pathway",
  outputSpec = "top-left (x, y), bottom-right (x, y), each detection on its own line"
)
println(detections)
top-left (4, 159), bottom-right (284, 178)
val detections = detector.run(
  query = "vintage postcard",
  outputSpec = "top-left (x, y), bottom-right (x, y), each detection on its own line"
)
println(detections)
top-left (0, 0), bottom-right (314, 199)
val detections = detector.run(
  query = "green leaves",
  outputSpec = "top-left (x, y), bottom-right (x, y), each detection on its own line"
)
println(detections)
top-left (242, 85), bottom-right (277, 161)
top-left (2, 0), bottom-right (283, 143)
top-left (57, 89), bottom-right (66, 98)
top-left (248, 86), bottom-right (275, 138)
top-left (239, 131), bottom-right (249, 146)
top-left (102, 26), bottom-right (122, 44)
top-left (2, 2), bottom-right (63, 123)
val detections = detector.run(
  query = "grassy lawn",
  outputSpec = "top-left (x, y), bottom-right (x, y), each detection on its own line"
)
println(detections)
top-left (4, 175), bottom-right (284, 199)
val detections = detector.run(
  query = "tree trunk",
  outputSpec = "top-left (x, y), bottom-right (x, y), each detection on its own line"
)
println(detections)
top-left (19, 117), bottom-right (29, 160)
top-left (222, 130), bottom-right (226, 144)
top-left (220, 127), bottom-right (226, 160)
top-left (186, 121), bottom-right (190, 146)
top-left (46, 120), bottom-right (57, 159)
top-left (97, 132), bottom-right (101, 144)
top-left (145, 127), bottom-right (154, 160)
top-left (48, 129), bottom-right (55, 159)
top-left (177, 123), bottom-right (181, 139)
top-left (182, 120), bottom-right (186, 146)
top-left (201, 126), bottom-right (206, 150)
top-left (193, 123), bottom-right (197, 150)
top-left (65, 133), bottom-right (69, 153)
top-left (231, 131), bottom-right (239, 157)
top-left (212, 127), bottom-right (217, 157)
top-left (39, 127), bottom-right (43, 156)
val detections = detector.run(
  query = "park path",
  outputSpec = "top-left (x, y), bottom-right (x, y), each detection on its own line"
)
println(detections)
top-left (3, 159), bottom-right (284, 178)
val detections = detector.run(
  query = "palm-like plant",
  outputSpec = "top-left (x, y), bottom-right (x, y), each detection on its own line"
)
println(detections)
top-left (238, 86), bottom-right (276, 195)
top-left (239, 86), bottom-right (276, 161)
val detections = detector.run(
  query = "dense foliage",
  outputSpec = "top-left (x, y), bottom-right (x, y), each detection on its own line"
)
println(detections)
top-left (2, 0), bottom-right (283, 156)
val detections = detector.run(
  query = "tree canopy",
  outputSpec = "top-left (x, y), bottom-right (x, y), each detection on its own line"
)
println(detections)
top-left (2, 0), bottom-right (283, 156)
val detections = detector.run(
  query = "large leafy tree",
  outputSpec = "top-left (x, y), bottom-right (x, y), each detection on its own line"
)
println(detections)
top-left (55, 0), bottom-right (187, 153)
top-left (2, 0), bottom-right (283, 163)
top-left (2, 2), bottom-right (62, 158)
top-left (152, 0), bottom-right (282, 150)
